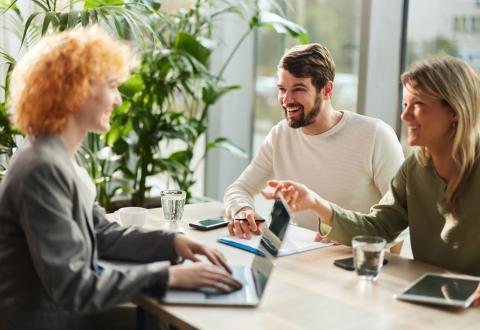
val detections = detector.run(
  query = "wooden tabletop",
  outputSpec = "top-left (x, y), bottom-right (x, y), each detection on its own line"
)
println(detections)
top-left (133, 202), bottom-right (480, 330)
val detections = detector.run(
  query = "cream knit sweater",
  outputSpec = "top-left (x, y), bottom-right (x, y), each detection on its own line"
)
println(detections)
top-left (224, 111), bottom-right (405, 230)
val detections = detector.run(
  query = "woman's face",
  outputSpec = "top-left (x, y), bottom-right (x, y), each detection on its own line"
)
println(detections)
top-left (401, 82), bottom-right (457, 150)
top-left (75, 75), bottom-right (122, 133)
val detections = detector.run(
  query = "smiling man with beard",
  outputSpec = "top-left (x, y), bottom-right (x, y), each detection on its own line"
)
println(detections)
top-left (224, 43), bottom-right (405, 242)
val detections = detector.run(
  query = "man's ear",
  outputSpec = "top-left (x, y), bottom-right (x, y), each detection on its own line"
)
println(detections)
top-left (323, 81), bottom-right (334, 97)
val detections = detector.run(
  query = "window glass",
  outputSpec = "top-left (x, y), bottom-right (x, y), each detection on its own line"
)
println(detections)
top-left (402, 0), bottom-right (480, 151)
top-left (254, 0), bottom-right (362, 155)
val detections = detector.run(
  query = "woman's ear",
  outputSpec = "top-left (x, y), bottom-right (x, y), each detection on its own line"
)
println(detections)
top-left (451, 109), bottom-right (458, 122)
top-left (450, 110), bottom-right (458, 129)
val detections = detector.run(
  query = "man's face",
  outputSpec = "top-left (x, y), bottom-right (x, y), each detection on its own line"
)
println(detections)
top-left (277, 69), bottom-right (322, 128)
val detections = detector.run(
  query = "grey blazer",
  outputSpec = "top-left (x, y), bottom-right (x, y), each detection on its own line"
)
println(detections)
top-left (0, 135), bottom-right (177, 329)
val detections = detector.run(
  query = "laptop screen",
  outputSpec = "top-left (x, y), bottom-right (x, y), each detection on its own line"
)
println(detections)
top-left (250, 198), bottom-right (291, 297)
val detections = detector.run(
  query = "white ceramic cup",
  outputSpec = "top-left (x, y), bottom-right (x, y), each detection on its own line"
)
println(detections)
top-left (115, 207), bottom-right (148, 227)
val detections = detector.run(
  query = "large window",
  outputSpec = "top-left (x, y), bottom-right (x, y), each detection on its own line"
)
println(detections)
top-left (254, 0), bottom-right (362, 151)
top-left (406, 0), bottom-right (480, 72)
top-left (402, 0), bottom-right (480, 149)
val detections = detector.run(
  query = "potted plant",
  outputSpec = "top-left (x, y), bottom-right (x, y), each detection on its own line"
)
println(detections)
top-left (95, 0), bottom-right (309, 209)
top-left (0, 0), bottom-right (308, 211)
top-left (0, 0), bottom-right (163, 182)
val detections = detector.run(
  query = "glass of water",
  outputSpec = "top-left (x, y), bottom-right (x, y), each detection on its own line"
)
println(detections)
top-left (161, 190), bottom-right (186, 223)
top-left (352, 235), bottom-right (386, 281)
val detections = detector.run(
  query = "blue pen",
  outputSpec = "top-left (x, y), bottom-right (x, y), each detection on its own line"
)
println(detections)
top-left (217, 238), bottom-right (266, 257)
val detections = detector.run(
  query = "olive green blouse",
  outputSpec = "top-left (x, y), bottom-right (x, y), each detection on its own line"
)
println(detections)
top-left (324, 154), bottom-right (480, 276)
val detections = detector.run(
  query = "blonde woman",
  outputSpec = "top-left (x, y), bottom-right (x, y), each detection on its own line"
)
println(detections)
top-left (0, 27), bottom-right (240, 329)
top-left (263, 56), bottom-right (480, 277)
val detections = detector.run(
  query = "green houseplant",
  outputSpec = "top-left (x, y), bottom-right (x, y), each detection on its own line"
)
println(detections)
top-left (0, 0), bottom-right (308, 210)
top-left (0, 0), bottom-right (163, 182)
top-left (97, 1), bottom-right (309, 208)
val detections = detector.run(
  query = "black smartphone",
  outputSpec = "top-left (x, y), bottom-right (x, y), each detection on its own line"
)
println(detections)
top-left (333, 257), bottom-right (388, 271)
top-left (189, 217), bottom-right (229, 231)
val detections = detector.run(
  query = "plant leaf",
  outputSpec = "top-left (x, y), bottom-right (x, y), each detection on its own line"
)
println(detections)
top-left (80, 10), bottom-right (90, 26)
top-left (67, 10), bottom-right (80, 29)
top-left (119, 74), bottom-right (145, 98)
top-left (41, 11), bottom-right (57, 35)
top-left (0, 0), bottom-right (19, 14)
top-left (202, 84), bottom-right (240, 106)
top-left (20, 12), bottom-right (41, 48)
top-left (84, 0), bottom-right (125, 9)
top-left (206, 137), bottom-right (247, 158)
top-left (259, 11), bottom-right (309, 42)
top-left (174, 32), bottom-right (211, 66)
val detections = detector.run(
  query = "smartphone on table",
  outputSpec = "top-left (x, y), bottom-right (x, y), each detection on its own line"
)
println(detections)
top-left (189, 217), bottom-right (230, 231)
top-left (333, 257), bottom-right (388, 271)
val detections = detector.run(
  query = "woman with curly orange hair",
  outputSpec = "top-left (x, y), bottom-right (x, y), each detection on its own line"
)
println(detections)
top-left (0, 27), bottom-right (240, 329)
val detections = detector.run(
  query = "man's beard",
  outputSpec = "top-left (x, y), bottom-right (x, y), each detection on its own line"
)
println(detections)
top-left (284, 95), bottom-right (322, 129)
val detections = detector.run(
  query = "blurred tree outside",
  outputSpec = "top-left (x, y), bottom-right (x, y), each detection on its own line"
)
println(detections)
top-left (406, 36), bottom-right (459, 68)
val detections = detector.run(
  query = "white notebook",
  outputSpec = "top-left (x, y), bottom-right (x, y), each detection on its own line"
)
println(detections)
top-left (218, 224), bottom-right (334, 257)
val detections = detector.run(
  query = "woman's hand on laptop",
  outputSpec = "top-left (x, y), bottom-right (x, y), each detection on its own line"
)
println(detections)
top-left (227, 207), bottom-right (263, 240)
top-left (174, 234), bottom-right (231, 273)
top-left (168, 261), bottom-right (242, 293)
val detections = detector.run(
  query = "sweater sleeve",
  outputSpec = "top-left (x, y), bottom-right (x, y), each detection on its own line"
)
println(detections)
top-left (224, 129), bottom-right (275, 217)
top-left (19, 162), bottom-right (171, 313)
top-left (324, 160), bottom-right (410, 245)
top-left (371, 121), bottom-right (405, 196)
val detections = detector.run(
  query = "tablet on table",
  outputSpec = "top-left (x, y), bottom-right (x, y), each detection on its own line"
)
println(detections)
top-left (395, 272), bottom-right (480, 308)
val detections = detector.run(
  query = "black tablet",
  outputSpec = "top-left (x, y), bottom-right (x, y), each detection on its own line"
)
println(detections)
top-left (395, 272), bottom-right (480, 308)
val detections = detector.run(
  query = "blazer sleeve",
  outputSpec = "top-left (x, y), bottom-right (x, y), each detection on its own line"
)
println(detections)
top-left (18, 162), bottom-right (171, 313)
top-left (92, 205), bottom-right (178, 263)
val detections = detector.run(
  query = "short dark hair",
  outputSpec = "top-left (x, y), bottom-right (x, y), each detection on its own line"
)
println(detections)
top-left (278, 43), bottom-right (336, 92)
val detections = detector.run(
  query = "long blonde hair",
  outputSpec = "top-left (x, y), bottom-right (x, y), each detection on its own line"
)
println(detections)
top-left (401, 56), bottom-right (480, 213)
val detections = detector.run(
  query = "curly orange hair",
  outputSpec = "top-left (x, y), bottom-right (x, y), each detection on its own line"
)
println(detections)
top-left (9, 26), bottom-right (131, 135)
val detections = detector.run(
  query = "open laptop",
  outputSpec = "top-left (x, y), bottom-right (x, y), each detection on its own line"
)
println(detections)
top-left (160, 196), bottom-right (293, 306)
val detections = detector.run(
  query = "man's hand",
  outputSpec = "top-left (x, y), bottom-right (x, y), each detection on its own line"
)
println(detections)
top-left (227, 207), bottom-right (264, 240)
top-left (174, 234), bottom-right (231, 273)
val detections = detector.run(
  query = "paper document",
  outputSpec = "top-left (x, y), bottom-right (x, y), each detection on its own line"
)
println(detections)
top-left (218, 224), bottom-right (333, 257)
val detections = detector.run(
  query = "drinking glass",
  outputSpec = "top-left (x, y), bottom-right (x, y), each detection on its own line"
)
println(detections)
top-left (161, 190), bottom-right (186, 222)
top-left (352, 235), bottom-right (386, 281)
